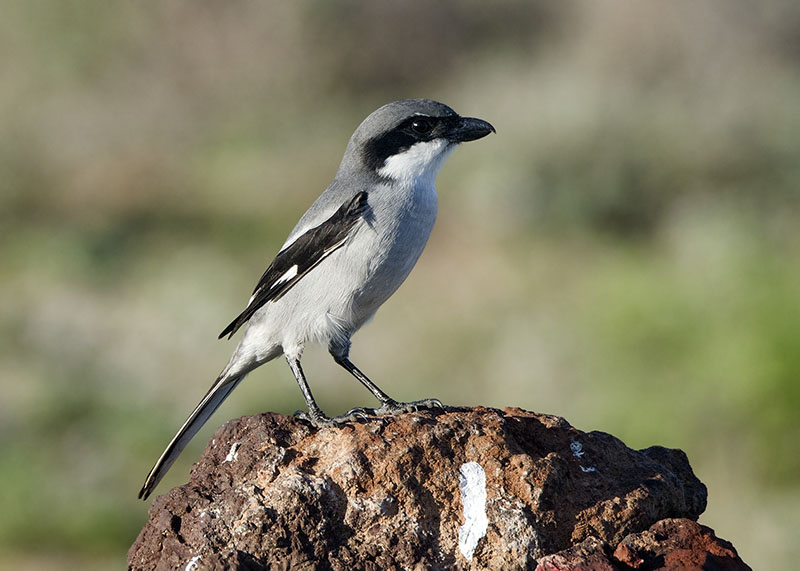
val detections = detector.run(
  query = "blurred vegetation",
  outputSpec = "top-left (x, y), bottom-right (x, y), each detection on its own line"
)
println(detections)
top-left (1, 1), bottom-right (799, 568)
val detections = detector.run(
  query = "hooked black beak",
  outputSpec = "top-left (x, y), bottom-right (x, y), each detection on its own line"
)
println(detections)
top-left (447, 116), bottom-right (496, 143)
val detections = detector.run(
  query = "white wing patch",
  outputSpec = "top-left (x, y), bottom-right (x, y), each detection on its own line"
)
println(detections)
top-left (276, 265), bottom-right (299, 284)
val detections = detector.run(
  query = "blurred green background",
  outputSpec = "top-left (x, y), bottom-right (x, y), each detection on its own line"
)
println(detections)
top-left (1, 1), bottom-right (799, 568)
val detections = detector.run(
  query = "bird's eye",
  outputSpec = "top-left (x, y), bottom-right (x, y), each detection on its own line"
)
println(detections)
top-left (410, 119), bottom-right (434, 134)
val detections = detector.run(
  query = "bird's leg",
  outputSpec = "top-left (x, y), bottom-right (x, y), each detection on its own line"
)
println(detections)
top-left (330, 349), bottom-right (444, 416)
top-left (286, 355), bottom-right (370, 427)
top-left (333, 354), bottom-right (397, 407)
top-left (286, 356), bottom-right (334, 427)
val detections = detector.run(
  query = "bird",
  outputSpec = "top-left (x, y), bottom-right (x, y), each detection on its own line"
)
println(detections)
top-left (138, 98), bottom-right (495, 500)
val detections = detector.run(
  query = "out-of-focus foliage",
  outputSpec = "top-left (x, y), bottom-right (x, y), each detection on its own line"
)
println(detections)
top-left (1, 1), bottom-right (799, 569)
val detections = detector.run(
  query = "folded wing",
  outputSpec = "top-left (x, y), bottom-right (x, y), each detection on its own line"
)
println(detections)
top-left (219, 191), bottom-right (369, 339)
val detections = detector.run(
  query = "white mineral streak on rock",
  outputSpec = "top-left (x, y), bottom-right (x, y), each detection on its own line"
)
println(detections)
top-left (185, 555), bottom-right (201, 570)
top-left (458, 461), bottom-right (488, 561)
top-left (224, 442), bottom-right (240, 463)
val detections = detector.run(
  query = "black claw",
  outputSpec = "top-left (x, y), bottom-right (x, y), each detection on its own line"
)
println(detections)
top-left (345, 406), bottom-right (378, 418)
top-left (377, 398), bottom-right (445, 415)
top-left (297, 407), bottom-right (385, 428)
top-left (296, 398), bottom-right (444, 428)
top-left (294, 409), bottom-right (339, 429)
top-left (343, 409), bottom-right (371, 422)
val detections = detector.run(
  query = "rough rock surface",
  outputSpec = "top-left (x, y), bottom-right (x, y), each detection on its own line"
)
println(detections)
top-left (611, 518), bottom-right (751, 570)
top-left (536, 519), bottom-right (751, 570)
top-left (128, 406), bottom-right (746, 570)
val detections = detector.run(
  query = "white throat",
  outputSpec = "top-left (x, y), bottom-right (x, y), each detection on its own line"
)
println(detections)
top-left (377, 139), bottom-right (455, 188)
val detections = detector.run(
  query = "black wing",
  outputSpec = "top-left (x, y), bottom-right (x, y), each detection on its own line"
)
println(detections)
top-left (218, 191), bottom-right (369, 339)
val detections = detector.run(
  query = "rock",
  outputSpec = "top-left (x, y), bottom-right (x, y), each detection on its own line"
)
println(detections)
top-left (612, 518), bottom-right (751, 570)
top-left (128, 406), bottom-right (733, 570)
top-left (535, 520), bottom-right (751, 570)
top-left (535, 536), bottom-right (616, 571)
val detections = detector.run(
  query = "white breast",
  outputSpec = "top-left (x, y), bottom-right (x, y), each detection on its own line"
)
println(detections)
top-left (347, 176), bottom-right (438, 320)
top-left (340, 139), bottom-right (455, 323)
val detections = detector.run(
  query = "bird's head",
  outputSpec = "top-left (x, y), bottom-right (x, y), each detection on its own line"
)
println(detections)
top-left (339, 99), bottom-right (495, 186)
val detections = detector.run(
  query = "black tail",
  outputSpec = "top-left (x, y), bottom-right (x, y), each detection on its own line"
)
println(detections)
top-left (138, 374), bottom-right (246, 500)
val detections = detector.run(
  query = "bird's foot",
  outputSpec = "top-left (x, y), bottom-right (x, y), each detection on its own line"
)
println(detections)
top-left (376, 398), bottom-right (445, 415)
top-left (294, 407), bottom-right (375, 428)
top-left (333, 408), bottom-right (377, 424)
top-left (293, 408), bottom-right (341, 429)
top-left (296, 399), bottom-right (445, 427)
top-left (343, 406), bottom-right (380, 419)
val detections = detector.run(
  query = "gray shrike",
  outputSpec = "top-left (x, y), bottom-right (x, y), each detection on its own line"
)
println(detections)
top-left (139, 99), bottom-right (494, 500)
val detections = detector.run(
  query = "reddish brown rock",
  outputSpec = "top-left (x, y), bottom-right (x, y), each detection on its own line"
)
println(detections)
top-left (534, 519), bottom-right (750, 570)
top-left (612, 518), bottom-right (751, 570)
top-left (129, 407), bottom-right (717, 570)
top-left (535, 536), bottom-right (616, 570)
